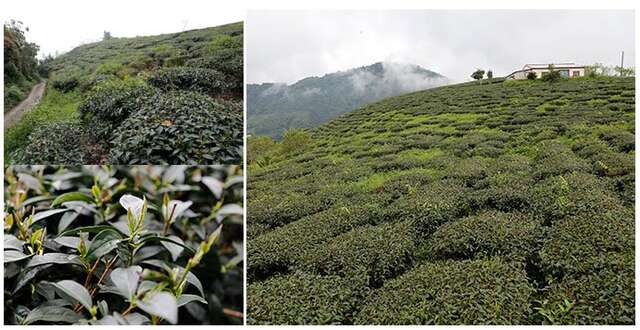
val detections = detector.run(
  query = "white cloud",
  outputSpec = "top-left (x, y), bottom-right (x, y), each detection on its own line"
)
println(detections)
top-left (247, 10), bottom-right (635, 83)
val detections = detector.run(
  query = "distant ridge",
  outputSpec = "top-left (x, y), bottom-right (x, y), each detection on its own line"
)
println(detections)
top-left (248, 61), bottom-right (448, 138)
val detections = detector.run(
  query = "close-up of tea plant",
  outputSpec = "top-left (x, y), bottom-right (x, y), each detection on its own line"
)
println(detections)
top-left (4, 165), bottom-right (243, 325)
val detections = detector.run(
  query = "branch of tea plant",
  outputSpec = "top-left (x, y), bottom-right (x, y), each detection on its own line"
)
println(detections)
top-left (223, 308), bottom-right (243, 319)
top-left (89, 255), bottom-right (119, 296)
top-left (162, 203), bottom-right (178, 235)
top-left (84, 257), bottom-right (102, 287)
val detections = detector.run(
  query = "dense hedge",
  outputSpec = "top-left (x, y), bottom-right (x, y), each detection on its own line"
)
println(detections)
top-left (355, 258), bottom-right (533, 324)
top-left (427, 211), bottom-right (543, 262)
top-left (248, 272), bottom-right (366, 325)
top-left (247, 77), bottom-right (635, 324)
top-left (108, 91), bottom-right (242, 164)
top-left (148, 67), bottom-right (240, 98)
top-left (12, 122), bottom-right (89, 165)
top-left (303, 221), bottom-right (415, 287)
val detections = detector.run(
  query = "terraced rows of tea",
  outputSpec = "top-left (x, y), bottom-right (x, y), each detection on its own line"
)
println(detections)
top-left (247, 77), bottom-right (635, 325)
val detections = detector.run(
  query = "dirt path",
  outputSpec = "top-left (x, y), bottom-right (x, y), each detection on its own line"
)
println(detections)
top-left (4, 81), bottom-right (47, 129)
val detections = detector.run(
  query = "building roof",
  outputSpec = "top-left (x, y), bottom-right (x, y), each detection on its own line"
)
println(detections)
top-left (523, 63), bottom-right (584, 70)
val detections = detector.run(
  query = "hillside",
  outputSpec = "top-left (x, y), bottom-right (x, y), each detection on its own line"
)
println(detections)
top-left (247, 77), bottom-right (635, 324)
top-left (247, 62), bottom-right (448, 138)
top-left (5, 22), bottom-right (243, 164)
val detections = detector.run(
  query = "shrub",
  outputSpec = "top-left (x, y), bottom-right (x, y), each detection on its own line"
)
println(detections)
top-left (12, 122), bottom-right (89, 165)
top-left (78, 81), bottom-right (155, 141)
top-left (532, 141), bottom-right (589, 179)
top-left (536, 263), bottom-right (634, 324)
top-left (389, 179), bottom-right (470, 238)
top-left (3, 165), bottom-right (243, 325)
top-left (355, 258), bottom-right (533, 324)
top-left (51, 69), bottom-right (82, 92)
top-left (247, 206), bottom-right (379, 281)
top-left (426, 211), bottom-right (543, 262)
top-left (247, 272), bottom-right (366, 325)
top-left (108, 91), bottom-right (242, 164)
top-left (540, 207), bottom-right (633, 277)
top-left (280, 129), bottom-right (313, 156)
top-left (526, 72), bottom-right (537, 80)
top-left (185, 48), bottom-right (242, 87)
top-left (147, 67), bottom-right (239, 97)
top-left (302, 221), bottom-right (415, 287)
top-left (529, 172), bottom-right (622, 224)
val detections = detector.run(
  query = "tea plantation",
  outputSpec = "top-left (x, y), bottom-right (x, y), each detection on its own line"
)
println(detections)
top-left (5, 22), bottom-right (243, 164)
top-left (247, 77), bottom-right (635, 325)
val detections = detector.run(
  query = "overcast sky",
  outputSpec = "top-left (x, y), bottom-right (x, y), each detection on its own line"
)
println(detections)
top-left (247, 10), bottom-right (635, 83)
top-left (2, 0), bottom-right (244, 58)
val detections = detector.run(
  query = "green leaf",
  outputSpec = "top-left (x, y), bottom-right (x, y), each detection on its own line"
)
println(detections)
top-left (109, 266), bottom-right (142, 300)
top-left (30, 209), bottom-right (69, 226)
top-left (13, 265), bottom-right (52, 293)
top-left (137, 291), bottom-right (178, 324)
top-left (160, 235), bottom-right (185, 261)
top-left (53, 280), bottom-right (93, 311)
top-left (54, 236), bottom-right (81, 249)
top-left (22, 305), bottom-right (81, 325)
top-left (26, 253), bottom-right (85, 268)
top-left (135, 235), bottom-right (195, 255)
top-left (58, 225), bottom-right (114, 237)
top-left (177, 294), bottom-right (207, 307)
top-left (51, 192), bottom-right (94, 207)
top-left (21, 195), bottom-right (56, 208)
top-left (4, 234), bottom-right (25, 251)
top-left (4, 250), bottom-right (32, 263)
top-left (87, 229), bottom-right (124, 260)
top-left (58, 211), bottom-right (80, 233)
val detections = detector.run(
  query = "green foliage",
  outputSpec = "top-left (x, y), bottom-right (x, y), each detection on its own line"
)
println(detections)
top-left (540, 65), bottom-right (562, 82)
top-left (148, 67), bottom-right (240, 97)
top-left (248, 272), bottom-right (366, 325)
top-left (108, 91), bottom-right (242, 164)
top-left (471, 68), bottom-right (485, 80)
top-left (4, 165), bottom-right (243, 325)
top-left (355, 258), bottom-right (533, 324)
top-left (12, 122), bottom-right (89, 164)
top-left (526, 72), bottom-right (537, 80)
top-left (426, 211), bottom-right (543, 262)
top-left (4, 20), bottom-right (41, 109)
top-left (302, 221), bottom-right (416, 287)
top-left (247, 77), bottom-right (635, 324)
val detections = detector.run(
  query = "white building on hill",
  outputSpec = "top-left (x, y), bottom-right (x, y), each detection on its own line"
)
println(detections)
top-left (506, 63), bottom-right (586, 79)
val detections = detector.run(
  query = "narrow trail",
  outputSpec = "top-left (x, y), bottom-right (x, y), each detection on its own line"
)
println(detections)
top-left (4, 81), bottom-right (47, 129)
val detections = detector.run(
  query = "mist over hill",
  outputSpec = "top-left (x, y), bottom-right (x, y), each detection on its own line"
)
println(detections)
top-left (248, 62), bottom-right (448, 138)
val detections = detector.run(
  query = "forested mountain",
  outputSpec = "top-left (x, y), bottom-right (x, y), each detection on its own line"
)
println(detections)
top-left (248, 62), bottom-right (448, 138)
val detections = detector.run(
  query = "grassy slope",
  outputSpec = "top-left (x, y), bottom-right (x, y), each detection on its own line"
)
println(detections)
top-left (247, 77), bottom-right (635, 324)
top-left (4, 22), bottom-right (242, 162)
top-left (4, 88), bottom-right (80, 160)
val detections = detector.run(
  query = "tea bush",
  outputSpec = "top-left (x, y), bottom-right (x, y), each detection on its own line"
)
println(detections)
top-left (247, 77), bottom-right (635, 324)
top-left (4, 165), bottom-right (243, 325)
top-left (148, 67), bottom-right (240, 98)
top-left (108, 92), bottom-right (242, 164)
top-left (354, 258), bottom-right (533, 324)
top-left (247, 272), bottom-right (366, 325)
top-left (302, 221), bottom-right (416, 287)
top-left (426, 211), bottom-right (543, 262)
top-left (11, 122), bottom-right (89, 165)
